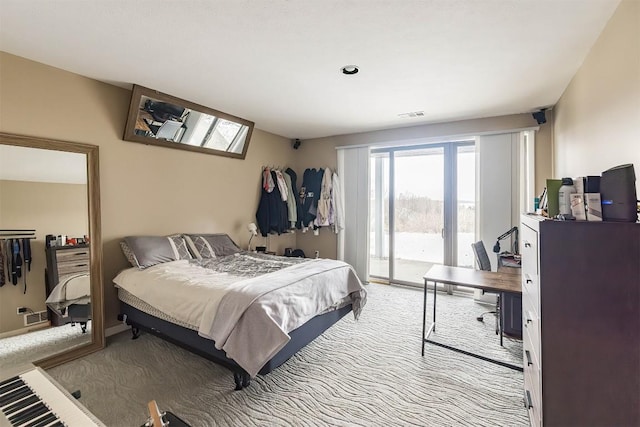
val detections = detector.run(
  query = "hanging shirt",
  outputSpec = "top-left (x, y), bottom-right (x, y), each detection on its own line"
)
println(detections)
top-left (274, 170), bottom-right (288, 202)
top-left (283, 172), bottom-right (297, 228)
top-left (263, 167), bottom-right (275, 193)
top-left (316, 167), bottom-right (333, 227)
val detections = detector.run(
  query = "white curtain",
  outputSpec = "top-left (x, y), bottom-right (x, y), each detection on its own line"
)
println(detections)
top-left (337, 146), bottom-right (370, 283)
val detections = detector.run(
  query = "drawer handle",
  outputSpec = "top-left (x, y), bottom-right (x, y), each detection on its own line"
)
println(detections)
top-left (73, 252), bottom-right (88, 256)
top-left (524, 390), bottom-right (533, 409)
top-left (525, 350), bottom-right (533, 366)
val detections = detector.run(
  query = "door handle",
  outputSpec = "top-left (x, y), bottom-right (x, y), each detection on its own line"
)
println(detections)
top-left (441, 228), bottom-right (445, 239)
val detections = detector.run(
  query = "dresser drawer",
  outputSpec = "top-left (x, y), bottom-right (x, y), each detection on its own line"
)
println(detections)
top-left (57, 261), bottom-right (90, 277)
top-left (521, 224), bottom-right (538, 276)
top-left (523, 306), bottom-right (540, 362)
top-left (524, 383), bottom-right (541, 427)
top-left (56, 247), bottom-right (90, 262)
top-left (522, 273), bottom-right (539, 317)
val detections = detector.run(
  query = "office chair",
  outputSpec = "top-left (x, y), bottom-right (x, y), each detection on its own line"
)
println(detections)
top-left (154, 120), bottom-right (183, 141)
top-left (471, 241), bottom-right (500, 334)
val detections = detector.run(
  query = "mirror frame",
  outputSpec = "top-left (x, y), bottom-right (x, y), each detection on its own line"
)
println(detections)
top-left (123, 84), bottom-right (255, 159)
top-left (0, 132), bottom-right (105, 368)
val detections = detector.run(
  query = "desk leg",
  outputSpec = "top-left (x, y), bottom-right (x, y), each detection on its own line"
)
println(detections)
top-left (422, 279), bottom-right (427, 356)
top-left (499, 292), bottom-right (504, 347)
top-left (433, 280), bottom-right (437, 332)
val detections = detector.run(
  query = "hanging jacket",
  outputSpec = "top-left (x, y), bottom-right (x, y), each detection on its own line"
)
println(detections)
top-left (256, 170), bottom-right (289, 236)
top-left (306, 168), bottom-right (324, 229)
top-left (296, 168), bottom-right (313, 229)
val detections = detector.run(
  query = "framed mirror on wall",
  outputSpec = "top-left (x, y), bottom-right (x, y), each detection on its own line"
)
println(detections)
top-left (0, 132), bottom-right (104, 376)
top-left (123, 85), bottom-right (255, 159)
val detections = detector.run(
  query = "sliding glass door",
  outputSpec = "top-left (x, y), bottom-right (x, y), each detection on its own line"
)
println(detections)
top-left (369, 141), bottom-right (475, 286)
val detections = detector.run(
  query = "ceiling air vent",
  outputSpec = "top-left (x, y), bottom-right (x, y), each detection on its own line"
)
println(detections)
top-left (398, 111), bottom-right (425, 118)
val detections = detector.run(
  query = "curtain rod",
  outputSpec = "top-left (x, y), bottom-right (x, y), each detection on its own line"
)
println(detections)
top-left (335, 126), bottom-right (539, 150)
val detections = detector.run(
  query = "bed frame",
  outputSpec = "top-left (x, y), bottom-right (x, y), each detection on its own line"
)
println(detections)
top-left (118, 301), bottom-right (353, 390)
top-left (66, 304), bottom-right (91, 333)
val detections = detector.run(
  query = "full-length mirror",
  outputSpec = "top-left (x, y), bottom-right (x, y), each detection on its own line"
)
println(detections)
top-left (123, 85), bottom-right (254, 159)
top-left (0, 133), bottom-right (104, 376)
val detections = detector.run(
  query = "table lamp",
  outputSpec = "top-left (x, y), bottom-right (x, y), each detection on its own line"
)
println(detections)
top-left (247, 222), bottom-right (258, 251)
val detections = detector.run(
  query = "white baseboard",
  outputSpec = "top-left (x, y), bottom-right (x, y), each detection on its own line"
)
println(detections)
top-left (105, 323), bottom-right (129, 337)
top-left (0, 322), bottom-right (50, 339)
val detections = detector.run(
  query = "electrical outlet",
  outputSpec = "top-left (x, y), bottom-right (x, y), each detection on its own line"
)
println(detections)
top-left (16, 307), bottom-right (26, 315)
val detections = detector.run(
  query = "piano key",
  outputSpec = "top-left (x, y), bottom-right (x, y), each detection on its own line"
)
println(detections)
top-left (1, 368), bottom-right (103, 427)
top-left (9, 402), bottom-right (47, 424)
top-left (0, 376), bottom-right (20, 388)
top-left (3, 395), bottom-right (40, 416)
top-left (29, 411), bottom-right (58, 427)
top-left (0, 386), bottom-right (31, 407)
top-left (0, 379), bottom-right (24, 395)
top-left (22, 410), bottom-right (54, 427)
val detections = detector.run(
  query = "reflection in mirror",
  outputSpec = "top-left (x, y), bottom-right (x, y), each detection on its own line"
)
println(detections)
top-left (124, 85), bottom-right (254, 159)
top-left (0, 133), bottom-right (104, 377)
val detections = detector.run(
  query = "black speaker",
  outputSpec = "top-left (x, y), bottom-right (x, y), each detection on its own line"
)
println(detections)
top-left (292, 138), bottom-right (301, 149)
top-left (600, 164), bottom-right (637, 222)
top-left (532, 109), bottom-right (547, 125)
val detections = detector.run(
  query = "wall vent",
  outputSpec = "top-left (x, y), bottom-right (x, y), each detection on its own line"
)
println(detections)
top-left (24, 310), bottom-right (49, 326)
top-left (398, 111), bottom-right (425, 118)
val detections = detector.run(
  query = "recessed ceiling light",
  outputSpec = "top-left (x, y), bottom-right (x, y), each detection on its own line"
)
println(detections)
top-left (341, 65), bottom-right (359, 75)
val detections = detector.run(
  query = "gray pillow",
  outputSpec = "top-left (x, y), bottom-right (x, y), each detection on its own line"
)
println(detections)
top-left (184, 234), bottom-right (241, 258)
top-left (123, 235), bottom-right (192, 269)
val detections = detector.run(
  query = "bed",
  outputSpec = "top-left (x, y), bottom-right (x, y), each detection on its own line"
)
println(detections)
top-left (45, 273), bottom-right (91, 333)
top-left (114, 234), bottom-right (367, 390)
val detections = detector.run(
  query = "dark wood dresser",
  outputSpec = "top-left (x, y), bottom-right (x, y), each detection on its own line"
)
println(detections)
top-left (45, 244), bottom-right (90, 326)
top-left (521, 214), bottom-right (640, 426)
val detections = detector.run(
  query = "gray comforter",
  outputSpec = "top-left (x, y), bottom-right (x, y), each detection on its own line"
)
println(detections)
top-left (198, 258), bottom-right (367, 377)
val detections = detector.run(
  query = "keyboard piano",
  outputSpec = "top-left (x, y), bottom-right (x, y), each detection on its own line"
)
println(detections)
top-left (0, 368), bottom-right (103, 427)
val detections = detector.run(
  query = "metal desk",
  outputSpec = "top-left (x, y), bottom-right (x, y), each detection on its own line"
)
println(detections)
top-left (422, 264), bottom-right (523, 371)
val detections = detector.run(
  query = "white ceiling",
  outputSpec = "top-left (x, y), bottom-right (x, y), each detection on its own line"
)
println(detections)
top-left (0, 0), bottom-right (620, 140)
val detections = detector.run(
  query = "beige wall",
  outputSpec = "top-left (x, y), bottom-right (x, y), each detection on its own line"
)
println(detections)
top-left (293, 114), bottom-right (552, 260)
top-left (0, 52), bottom-right (296, 329)
top-left (0, 180), bottom-right (88, 333)
top-left (554, 0), bottom-right (640, 181)
top-left (0, 49), bottom-right (557, 328)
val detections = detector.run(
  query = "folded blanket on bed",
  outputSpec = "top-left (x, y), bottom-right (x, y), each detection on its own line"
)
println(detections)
top-left (199, 259), bottom-right (366, 377)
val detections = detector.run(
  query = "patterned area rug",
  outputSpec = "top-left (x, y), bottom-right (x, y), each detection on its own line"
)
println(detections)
top-left (48, 284), bottom-right (527, 427)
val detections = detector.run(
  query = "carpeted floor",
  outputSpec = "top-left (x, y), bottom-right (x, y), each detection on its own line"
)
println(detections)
top-left (48, 284), bottom-right (527, 427)
top-left (0, 322), bottom-right (91, 378)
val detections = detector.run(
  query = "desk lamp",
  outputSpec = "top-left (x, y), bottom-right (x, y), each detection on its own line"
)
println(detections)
top-left (493, 226), bottom-right (519, 255)
top-left (247, 223), bottom-right (258, 251)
